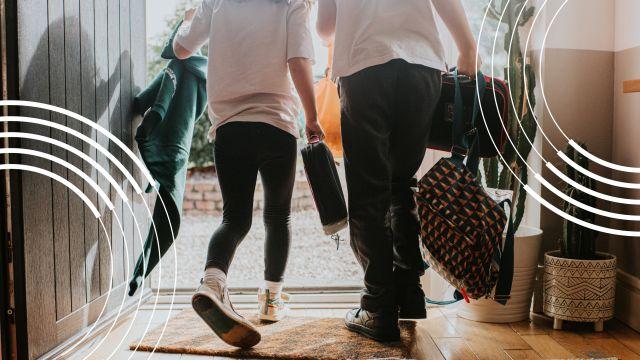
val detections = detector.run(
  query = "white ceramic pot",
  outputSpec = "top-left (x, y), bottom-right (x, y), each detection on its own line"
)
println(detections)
top-left (458, 226), bottom-right (543, 323)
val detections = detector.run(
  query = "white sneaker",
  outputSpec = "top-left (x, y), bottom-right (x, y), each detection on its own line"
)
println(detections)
top-left (257, 288), bottom-right (290, 322)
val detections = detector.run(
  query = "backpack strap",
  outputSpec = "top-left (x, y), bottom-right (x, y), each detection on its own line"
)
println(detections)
top-left (425, 289), bottom-right (466, 306)
top-left (493, 200), bottom-right (515, 305)
top-left (450, 70), bottom-right (486, 171)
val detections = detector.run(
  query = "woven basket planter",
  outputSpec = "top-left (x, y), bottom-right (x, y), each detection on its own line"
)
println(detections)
top-left (543, 251), bottom-right (617, 332)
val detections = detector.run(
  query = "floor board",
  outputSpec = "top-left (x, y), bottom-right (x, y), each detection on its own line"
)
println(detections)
top-left (68, 299), bottom-right (640, 360)
top-left (434, 338), bottom-right (478, 360)
top-left (520, 335), bottom-right (574, 359)
top-left (503, 349), bottom-right (543, 359)
top-left (550, 329), bottom-right (640, 359)
top-left (607, 319), bottom-right (640, 356)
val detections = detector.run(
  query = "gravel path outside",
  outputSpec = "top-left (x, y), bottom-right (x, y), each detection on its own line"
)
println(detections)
top-left (150, 210), bottom-right (363, 290)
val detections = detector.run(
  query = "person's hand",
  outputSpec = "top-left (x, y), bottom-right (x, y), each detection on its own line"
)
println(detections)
top-left (306, 118), bottom-right (325, 142)
top-left (184, 7), bottom-right (197, 22)
top-left (457, 48), bottom-right (482, 78)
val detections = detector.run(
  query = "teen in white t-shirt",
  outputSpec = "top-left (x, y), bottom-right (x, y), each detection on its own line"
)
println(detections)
top-left (330, 0), bottom-right (446, 80)
top-left (173, 0), bottom-right (324, 349)
top-left (317, 0), bottom-right (481, 342)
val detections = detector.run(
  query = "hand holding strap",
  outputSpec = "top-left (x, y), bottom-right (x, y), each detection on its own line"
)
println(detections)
top-left (450, 70), bottom-right (487, 173)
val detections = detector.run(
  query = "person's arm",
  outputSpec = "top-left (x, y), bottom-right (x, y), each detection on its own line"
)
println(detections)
top-left (316, 0), bottom-right (337, 42)
top-left (173, 3), bottom-right (212, 60)
top-left (173, 9), bottom-right (197, 59)
top-left (288, 1), bottom-right (324, 141)
top-left (431, 0), bottom-right (482, 77)
top-left (289, 58), bottom-right (324, 140)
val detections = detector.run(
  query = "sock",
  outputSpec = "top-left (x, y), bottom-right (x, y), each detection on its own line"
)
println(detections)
top-left (265, 280), bottom-right (283, 295)
top-left (203, 267), bottom-right (227, 290)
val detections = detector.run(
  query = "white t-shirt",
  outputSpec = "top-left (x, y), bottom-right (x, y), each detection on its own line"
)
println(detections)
top-left (331, 0), bottom-right (445, 80)
top-left (175, 0), bottom-right (315, 140)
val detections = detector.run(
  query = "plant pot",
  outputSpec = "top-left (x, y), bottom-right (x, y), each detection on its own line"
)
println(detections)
top-left (458, 226), bottom-right (543, 323)
top-left (543, 251), bottom-right (616, 331)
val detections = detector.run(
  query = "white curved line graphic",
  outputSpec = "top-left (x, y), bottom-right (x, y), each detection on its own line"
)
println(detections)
top-left (570, 140), bottom-right (640, 174)
top-left (536, 1), bottom-right (570, 145)
top-left (525, 185), bottom-right (640, 237)
top-left (535, 4), bottom-right (640, 173)
top-left (559, 151), bottom-right (640, 190)
top-left (0, 100), bottom-right (157, 185)
top-left (1, 148), bottom-right (114, 209)
top-left (546, 163), bottom-right (640, 205)
top-left (0, 133), bottom-right (157, 359)
top-left (1, 102), bottom-right (177, 359)
top-left (1, 164), bottom-right (100, 217)
top-left (126, 192), bottom-right (178, 360)
top-left (0, 132), bottom-right (128, 201)
top-left (475, 1), bottom-right (640, 236)
top-left (535, 174), bottom-right (640, 221)
top-left (0, 116), bottom-right (143, 194)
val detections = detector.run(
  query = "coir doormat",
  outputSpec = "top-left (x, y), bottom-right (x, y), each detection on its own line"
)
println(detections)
top-left (130, 309), bottom-right (420, 359)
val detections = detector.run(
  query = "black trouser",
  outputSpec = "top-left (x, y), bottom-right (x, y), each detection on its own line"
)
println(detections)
top-left (339, 59), bottom-right (441, 313)
top-left (205, 122), bottom-right (297, 283)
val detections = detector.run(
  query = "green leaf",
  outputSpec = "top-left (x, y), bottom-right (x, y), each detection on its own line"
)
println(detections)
top-left (513, 166), bottom-right (528, 231)
top-left (187, 112), bottom-right (215, 170)
top-left (483, 157), bottom-right (500, 188)
top-left (486, 4), bottom-right (503, 22)
top-left (519, 6), bottom-right (536, 26)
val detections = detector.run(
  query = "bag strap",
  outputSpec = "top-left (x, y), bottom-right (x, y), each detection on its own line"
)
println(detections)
top-left (493, 199), bottom-right (515, 305)
top-left (466, 135), bottom-right (481, 175)
top-left (450, 70), bottom-right (487, 173)
top-left (425, 289), bottom-right (466, 306)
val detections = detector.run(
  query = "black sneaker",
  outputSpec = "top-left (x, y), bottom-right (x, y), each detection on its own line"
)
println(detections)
top-left (344, 308), bottom-right (401, 342)
top-left (192, 281), bottom-right (261, 348)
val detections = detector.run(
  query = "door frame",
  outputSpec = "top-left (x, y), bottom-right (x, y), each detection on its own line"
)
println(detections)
top-left (1, 0), bottom-right (30, 357)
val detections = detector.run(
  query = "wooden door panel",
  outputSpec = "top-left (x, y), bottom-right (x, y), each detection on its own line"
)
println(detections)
top-left (63, 0), bottom-right (90, 314)
top-left (13, 0), bottom-right (147, 357)
top-left (16, 0), bottom-right (57, 358)
top-left (94, 0), bottom-right (113, 298)
top-left (79, 0), bottom-right (101, 304)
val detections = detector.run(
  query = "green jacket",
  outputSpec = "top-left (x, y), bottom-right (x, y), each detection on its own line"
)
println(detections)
top-left (128, 23), bottom-right (208, 295)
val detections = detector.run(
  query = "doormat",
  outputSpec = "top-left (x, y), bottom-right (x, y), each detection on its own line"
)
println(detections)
top-left (130, 309), bottom-right (419, 359)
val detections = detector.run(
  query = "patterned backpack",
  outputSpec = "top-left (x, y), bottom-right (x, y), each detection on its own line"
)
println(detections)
top-left (416, 71), bottom-right (515, 305)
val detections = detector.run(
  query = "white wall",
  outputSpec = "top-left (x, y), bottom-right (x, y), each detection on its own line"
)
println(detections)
top-left (615, 0), bottom-right (640, 51)
top-left (544, 0), bottom-right (615, 51)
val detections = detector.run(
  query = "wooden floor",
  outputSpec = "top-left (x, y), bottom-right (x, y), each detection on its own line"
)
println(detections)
top-left (69, 299), bottom-right (640, 360)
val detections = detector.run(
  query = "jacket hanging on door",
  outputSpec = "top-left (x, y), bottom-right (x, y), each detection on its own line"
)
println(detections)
top-left (128, 22), bottom-right (208, 296)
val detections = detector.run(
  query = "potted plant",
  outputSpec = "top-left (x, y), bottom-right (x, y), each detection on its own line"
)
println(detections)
top-left (457, 0), bottom-right (544, 323)
top-left (543, 143), bottom-right (616, 332)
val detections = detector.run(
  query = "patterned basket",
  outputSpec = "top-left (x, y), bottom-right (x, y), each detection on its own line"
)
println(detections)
top-left (543, 251), bottom-right (616, 323)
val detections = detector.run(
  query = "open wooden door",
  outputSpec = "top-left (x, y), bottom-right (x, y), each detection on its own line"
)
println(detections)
top-left (4, 0), bottom-right (149, 358)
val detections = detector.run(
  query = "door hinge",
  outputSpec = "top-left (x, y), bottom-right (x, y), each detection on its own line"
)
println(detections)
top-left (5, 231), bottom-right (12, 263)
top-left (6, 307), bottom-right (15, 324)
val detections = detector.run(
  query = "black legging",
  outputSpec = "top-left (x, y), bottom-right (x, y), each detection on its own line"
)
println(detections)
top-left (205, 122), bottom-right (297, 282)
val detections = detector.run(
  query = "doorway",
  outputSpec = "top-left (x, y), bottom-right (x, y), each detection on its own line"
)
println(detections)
top-left (145, 0), bottom-right (362, 293)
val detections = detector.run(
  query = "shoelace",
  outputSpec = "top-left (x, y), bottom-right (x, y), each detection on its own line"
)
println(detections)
top-left (265, 292), bottom-right (289, 307)
top-left (201, 278), bottom-right (242, 315)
